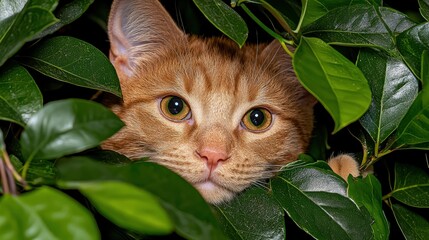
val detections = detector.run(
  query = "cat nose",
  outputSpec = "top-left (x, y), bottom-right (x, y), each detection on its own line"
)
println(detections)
top-left (197, 147), bottom-right (229, 171)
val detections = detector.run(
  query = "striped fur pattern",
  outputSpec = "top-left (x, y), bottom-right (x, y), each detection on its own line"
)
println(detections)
top-left (102, 0), bottom-right (316, 204)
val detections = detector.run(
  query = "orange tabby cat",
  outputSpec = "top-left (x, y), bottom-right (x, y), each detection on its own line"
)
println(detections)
top-left (102, 0), bottom-right (359, 204)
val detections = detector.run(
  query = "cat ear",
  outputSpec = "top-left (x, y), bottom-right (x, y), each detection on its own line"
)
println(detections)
top-left (261, 40), bottom-right (318, 107)
top-left (108, 0), bottom-right (186, 76)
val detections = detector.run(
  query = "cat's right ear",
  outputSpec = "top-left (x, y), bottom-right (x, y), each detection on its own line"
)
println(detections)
top-left (108, 0), bottom-right (186, 77)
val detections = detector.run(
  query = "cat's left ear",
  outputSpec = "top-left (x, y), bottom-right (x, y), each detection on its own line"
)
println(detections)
top-left (108, 0), bottom-right (186, 77)
top-left (261, 40), bottom-right (317, 107)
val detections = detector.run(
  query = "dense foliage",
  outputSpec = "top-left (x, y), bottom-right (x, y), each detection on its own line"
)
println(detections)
top-left (0, 0), bottom-right (428, 239)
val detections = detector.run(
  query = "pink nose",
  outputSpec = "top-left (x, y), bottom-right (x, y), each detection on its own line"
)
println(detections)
top-left (197, 147), bottom-right (228, 171)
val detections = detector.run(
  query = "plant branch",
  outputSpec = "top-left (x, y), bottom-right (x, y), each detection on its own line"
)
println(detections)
top-left (2, 151), bottom-right (27, 188)
top-left (6, 165), bottom-right (16, 195)
top-left (239, 4), bottom-right (294, 57)
top-left (0, 157), bottom-right (10, 194)
top-left (21, 156), bottom-right (33, 181)
top-left (258, 0), bottom-right (296, 39)
top-left (382, 191), bottom-right (393, 201)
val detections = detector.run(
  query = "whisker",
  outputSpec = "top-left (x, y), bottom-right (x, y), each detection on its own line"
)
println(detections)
top-left (174, 1), bottom-right (185, 33)
top-left (251, 181), bottom-right (270, 191)
top-left (253, 42), bottom-right (283, 85)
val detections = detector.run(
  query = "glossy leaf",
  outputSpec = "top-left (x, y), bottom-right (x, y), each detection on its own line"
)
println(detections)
top-left (0, 187), bottom-right (100, 240)
top-left (357, 49), bottom-right (418, 145)
top-left (0, 0), bottom-right (58, 66)
top-left (397, 23), bottom-right (429, 78)
top-left (271, 161), bottom-right (373, 240)
top-left (25, 159), bottom-right (56, 185)
top-left (393, 86), bottom-right (429, 147)
top-left (213, 187), bottom-right (285, 240)
top-left (20, 99), bottom-right (124, 160)
top-left (56, 157), bottom-right (227, 240)
top-left (393, 49), bottom-right (429, 149)
top-left (293, 37), bottom-right (371, 133)
top-left (257, 0), bottom-right (301, 31)
top-left (37, 0), bottom-right (95, 38)
top-left (0, 64), bottom-right (42, 126)
top-left (17, 36), bottom-right (122, 97)
top-left (392, 204), bottom-right (429, 239)
top-left (306, 120), bottom-right (329, 160)
top-left (348, 175), bottom-right (389, 240)
top-left (78, 181), bottom-right (173, 235)
top-left (297, 0), bottom-right (369, 31)
top-left (419, 0), bottom-right (429, 21)
top-left (391, 162), bottom-right (429, 208)
top-left (83, 150), bottom-right (133, 165)
top-left (192, 0), bottom-right (247, 47)
top-left (304, 6), bottom-right (415, 50)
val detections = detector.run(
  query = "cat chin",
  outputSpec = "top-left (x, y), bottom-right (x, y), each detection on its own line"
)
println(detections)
top-left (195, 181), bottom-right (235, 204)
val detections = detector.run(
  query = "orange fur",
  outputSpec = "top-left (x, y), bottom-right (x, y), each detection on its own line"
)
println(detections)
top-left (327, 154), bottom-right (360, 180)
top-left (102, 0), bottom-right (357, 204)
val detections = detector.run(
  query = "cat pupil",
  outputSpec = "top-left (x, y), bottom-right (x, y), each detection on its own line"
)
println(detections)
top-left (250, 109), bottom-right (265, 126)
top-left (168, 97), bottom-right (184, 115)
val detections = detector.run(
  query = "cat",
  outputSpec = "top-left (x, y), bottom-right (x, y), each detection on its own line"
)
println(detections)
top-left (101, 0), bottom-right (360, 204)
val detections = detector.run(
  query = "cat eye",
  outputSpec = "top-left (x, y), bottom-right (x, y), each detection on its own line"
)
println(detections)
top-left (160, 96), bottom-right (191, 121)
top-left (241, 108), bottom-right (272, 132)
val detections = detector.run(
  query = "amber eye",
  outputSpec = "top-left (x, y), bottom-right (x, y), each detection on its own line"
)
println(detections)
top-left (160, 96), bottom-right (191, 121)
top-left (241, 108), bottom-right (272, 132)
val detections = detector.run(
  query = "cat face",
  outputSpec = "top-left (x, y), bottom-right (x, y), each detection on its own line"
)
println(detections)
top-left (102, 0), bottom-right (315, 204)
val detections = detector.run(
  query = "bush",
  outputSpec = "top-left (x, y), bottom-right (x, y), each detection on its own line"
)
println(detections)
top-left (0, 0), bottom-right (428, 239)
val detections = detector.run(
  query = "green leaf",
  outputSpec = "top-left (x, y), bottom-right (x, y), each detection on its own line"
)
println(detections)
top-left (213, 187), bottom-right (285, 240)
top-left (306, 120), bottom-right (328, 160)
top-left (357, 49), bottom-right (419, 145)
top-left (0, 0), bottom-right (59, 66)
top-left (419, 0), bottom-right (429, 21)
top-left (398, 142), bottom-right (429, 150)
top-left (257, 0), bottom-right (301, 31)
top-left (304, 5), bottom-right (415, 50)
top-left (393, 86), bottom-right (429, 147)
top-left (397, 23), bottom-right (429, 79)
top-left (83, 150), bottom-right (133, 165)
top-left (192, 0), bottom-right (247, 47)
top-left (392, 203), bottom-right (429, 239)
top-left (17, 36), bottom-right (122, 97)
top-left (297, 0), bottom-right (369, 31)
top-left (20, 99), bottom-right (124, 160)
top-left (37, 0), bottom-right (95, 38)
top-left (271, 161), bottom-right (373, 240)
top-left (24, 159), bottom-right (56, 185)
top-left (0, 186), bottom-right (100, 240)
top-left (293, 37), bottom-right (371, 133)
top-left (56, 157), bottom-right (226, 240)
top-left (0, 63), bottom-right (43, 126)
top-left (78, 181), bottom-right (173, 235)
top-left (348, 175), bottom-right (389, 240)
top-left (391, 162), bottom-right (429, 208)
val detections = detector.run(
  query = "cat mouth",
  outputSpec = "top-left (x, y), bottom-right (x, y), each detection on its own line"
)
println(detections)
top-left (196, 180), bottom-right (234, 193)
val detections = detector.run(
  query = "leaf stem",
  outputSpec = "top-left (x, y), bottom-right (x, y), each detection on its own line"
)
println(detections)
top-left (377, 149), bottom-right (393, 158)
top-left (2, 151), bottom-right (27, 188)
top-left (360, 144), bottom-right (369, 170)
top-left (21, 154), bottom-right (35, 182)
top-left (0, 157), bottom-right (10, 194)
top-left (258, 0), bottom-right (296, 39)
top-left (382, 191), bottom-right (393, 201)
top-left (374, 142), bottom-right (380, 157)
top-left (280, 40), bottom-right (294, 57)
top-left (239, 4), bottom-right (294, 45)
